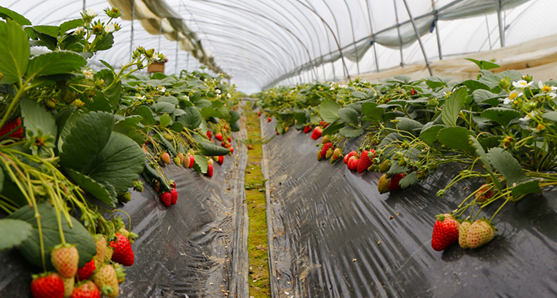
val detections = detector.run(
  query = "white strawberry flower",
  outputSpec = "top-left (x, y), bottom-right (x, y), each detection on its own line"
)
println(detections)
top-left (157, 86), bottom-right (166, 93)
top-left (512, 80), bottom-right (533, 89)
top-left (82, 69), bottom-right (94, 79)
top-left (538, 80), bottom-right (557, 93)
top-left (74, 27), bottom-right (84, 35)
top-left (227, 93), bottom-right (231, 98)
top-left (104, 24), bottom-right (115, 33)
top-left (215, 89), bottom-right (221, 94)
top-left (85, 8), bottom-right (97, 18)
top-left (502, 90), bottom-right (522, 105)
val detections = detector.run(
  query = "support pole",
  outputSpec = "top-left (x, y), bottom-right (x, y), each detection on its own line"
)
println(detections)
top-left (158, 21), bottom-right (162, 51)
top-left (432, 8), bottom-right (443, 60)
top-left (175, 3), bottom-right (180, 74)
top-left (402, 0), bottom-right (433, 76)
top-left (82, 0), bottom-right (86, 12)
top-left (365, 0), bottom-right (380, 72)
top-left (393, 0), bottom-right (404, 68)
top-left (496, 0), bottom-right (505, 47)
top-left (130, 0), bottom-right (135, 60)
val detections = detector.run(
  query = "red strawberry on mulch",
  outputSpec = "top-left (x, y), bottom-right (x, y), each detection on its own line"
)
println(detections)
top-left (357, 150), bottom-right (374, 174)
top-left (31, 272), bottom-right (65, 298)
top-left (388, 173), bottom-right (406, 191)
top-left (206, 131), bottom-right (212, 139)
top-left (217, 155), bottom-right (224, 165)
top-left (347, 155), bottom-right (359, 171)
top-left (110, 233), bottom-right (134, 266)
top-left (207, 164), bottom-right (214, 177)
top-left (303, 126), bottom-right (312, 133)
top-left (431, 213), bottom-right (460, 251)
top-left (343, 151), bottom-right (358, 164)
top-left (70, 281), bottom-right (100, 298)
top-left (170, 189), bottom-right (178, 205)
top-left (311, 127), bottom-right (323, 140)
top-left (77, 259), bottom-right (96, 281)
top-left (320, 142), bottom-right (333, 158)
top-left (215, 133), bottom-right (223, 142)
top-left (160, 192), bottom-right (171, 207)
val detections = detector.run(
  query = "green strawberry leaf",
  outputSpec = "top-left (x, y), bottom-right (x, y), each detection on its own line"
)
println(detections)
top-left (338, 107), bottom-right (359, 126)
top-left (159, 113), bottom-right (172, 128)
top-left (8, 203), bottom-right (96, 269)
top-left (134, 106), bottom-right (155, 126)
top-left (20, 96), bottom-right (57, 137)
top-left (26, 51), bottom-right (86, 79)
top-left (339, 126), bottom-right (364, 138)
top-left (319, 101), bottom-right (341, 123)
top-left (465, 58), bottom-right (501, 70)
top-left (361, 102), bottom-right (384, 123)
top-left (438, 127), bottom-right (475, 155)
top-left (511, 180), bottom-right (542, 198)
top-left (0, 19), bottom-right (30, 84)
top-left (399, 171), bottom-right (418, 189)
top-left (321, 120), bottom-right (343, 136)
top-left (158, 96), bottom-right (179, 105)
top-left (0, 219), bottom-right (33, 251)
top-left (441, 87), bottom-right (467, 127)
top-left (198, 141), bottom-right (230, 156)
top-left (177, 106), bottom-right (202, 129)
top-left (193, 153), bottom-right (208, 174)
top-left (487, 147), bottom-right (529, 187)
top-left (542, 111), bottom-right (557, 122)
top-left (65, 168), bottom-right (116, 206)
top-left (481, 107), bottom-right (521, 127)
top-left (113, 116), bottom-right (146, 146)
top-left (153, 102), bottom-right (176, 114)
top-left (419, 124), bottom-right (444, 145)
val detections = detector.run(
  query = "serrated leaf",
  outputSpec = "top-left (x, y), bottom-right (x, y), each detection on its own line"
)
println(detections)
top-left (158, 96), bottom-right (179, 105)
top-left (20, 96), bottom-right (57, 137)
top-left (339, 126), bottom-right (364, 138)
top-left (199, 141), bottom-right (230, 156)
top-left (65, 168), bottom-right (116, 206)
top-left (387, 161), bottom-right (408, 175)
top-left (113, 116), bottom-right (146, 145)
top-left (193, 153), bottom-right (208, 174)
top-left (441, 87), bottom-right (467, 127)
top-left (8, 203), bottom-right (96, 269)
top-left (26, 51), bottom-right (86, 79)
top-left (134, 106), bottom-right (155, 126)
top-left (481, 107), bottom-right (521, 127)
top-left (361, 102), bottom-right (384, 122)
top-left (438, 127), bottom-right (475, 155)
top-left (542, 111), bottom-right (557, 122)
top-left (338, 107), bottom-right (359, 126)
top-left (465, 58), bottom-right (500, 70)
top-left (59, 19), bottom-right (83, 35)
top-left (479, 136), bottom-right (502, 150)
top-left (468, 135), bottom-right (502, 192)
top-left (473, 89), bottom-right (501, 106)
top-left (399, 172), bottom-right (418, 189)
top-left (419, 124), bottom-right (444, 145)
top-left (487, 147), bottom-right (529, 186)
top-left (169, 122), bottom-right (183, 133)
top-left (391, 117), bottom-right (423, 134)
top-left (0, 219), bottom-right (33, 251)
top-left (153, 102), bottom-right (176, 114)
top-left (229, 110), bottom-right (240, 123)
top-left (351, 91), bottom-right (367, 98)
top-left (0, 19), bottom-right (29, 84)
top-left (159, 113), bottom-right (171, 127)
top-left (178, 106), bottom-right (202, 129)
top-left (461, 80), bottom-right (490, 92)
top-left (378, 133), bottom-right (403, 149)
top-left (0, 6), bottom-right (32, 26)
top-left (93, 33), bottom-right (113, 51)
top-left (511, 180), bottom-right (541, 198)
top-left (321, 120), bottom-right (343, 136)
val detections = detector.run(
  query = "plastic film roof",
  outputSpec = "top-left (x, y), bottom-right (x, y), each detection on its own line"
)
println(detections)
top-left (3, 0), bottom-right (556, 92)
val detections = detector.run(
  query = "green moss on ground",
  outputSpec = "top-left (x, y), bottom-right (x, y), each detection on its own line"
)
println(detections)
top-left (244, 107), bottom-right (271, 298)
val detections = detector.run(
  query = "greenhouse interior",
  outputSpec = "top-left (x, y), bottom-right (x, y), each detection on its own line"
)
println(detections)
top-left (1, 0), bottom-right (557, 297)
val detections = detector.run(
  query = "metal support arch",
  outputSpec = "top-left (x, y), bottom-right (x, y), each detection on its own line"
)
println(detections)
top-left (365, 0), bottom-right (380, 73)
top-left (496, 0), bottom-right (505, 47)
top-left (393, 0), bottom-right (404, 68)
top-left (432, 0), bottom-right (443, 60)
top-left (342, 0), bottom-right (361, 75)
top-left (402, 0), bottom-right (432, 76)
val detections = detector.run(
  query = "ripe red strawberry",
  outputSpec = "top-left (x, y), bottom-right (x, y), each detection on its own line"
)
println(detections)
top-left (93, 264), bottom-right (118, 298)
top-left (77, 259), bottom-right (96, 281)
top-left (343, 151), bottom-right (358, 164)
top-left (320, 142), bottom-right (333, 158)
top-left (169, 181), bottom-right (176, 189)
top-left (410, 89), bottom-right (417, 96)
top-left (160, 192), bottom-right (171, 207)
top-left (431, 214), bottom-right (460, 251)
top-left (347, 156), bottom-right (359, 171)
top-left (357, 150), bottom-right (373, 174)
top-left (170, 188), bottom-right (178, 205)
top-left (110, 233), bottom-right (134, 266)
top-left (466, 219), bottom-right (495, 249)
top-left (323, 122), bottom-right (329, 128)
top-left (475, 184), bottom-right (494, 202)
top-left (207, 164), bottom-right (214, 177)
top-left (0, 117), bottom-right (24, 139)
top-left (311, 127), bottom-right (323, 140)
top-left (229, 147), bottom-right (234, 154)
top-left (206, 131), bottom-right (212, 139)
top-left (227, 136), bottom-right (231, 143)
top-left (189, 155), bottom-right (195, 168)
top-left (31, 272), bottom-right (65, 298)
top-left (267, 117), bottom-right (272, 123)
top-left (258, 111), bottom-right (261, 117)
top-left (51, 244), bottom-right (79, 278)
top-left (217, 155), bottom-right (224, 165)
top-left (303, 126), bottom-right (312, 133)
top-left (70, 281), bottom-right (101, 298)
top-left (388, 173), bottom-right (406, 191)
top-left (215, 133), bottom-right (223, 141)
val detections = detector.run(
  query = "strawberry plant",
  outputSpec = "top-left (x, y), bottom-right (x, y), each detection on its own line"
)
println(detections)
top-left (256, 59), bottom-right (557, 251)
top-left (0, 5), bottom-right (244, 297)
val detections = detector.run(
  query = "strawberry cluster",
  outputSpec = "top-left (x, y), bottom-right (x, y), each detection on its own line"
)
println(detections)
top-left (32, 229), bottom-right (136, 298)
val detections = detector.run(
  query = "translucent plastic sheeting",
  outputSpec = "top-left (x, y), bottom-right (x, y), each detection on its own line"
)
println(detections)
top-left (259, 116), bottom-right (557, 298)
top-left (4, 0), bottom-right (557, 92)
top-left (0, 124), bottom-right (249, 298)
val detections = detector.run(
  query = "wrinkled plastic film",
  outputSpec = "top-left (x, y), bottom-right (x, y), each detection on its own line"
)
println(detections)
top-left (260, 116), bottom-right (557, 298)
top-left (0, 117), bottom-right (249, 298)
